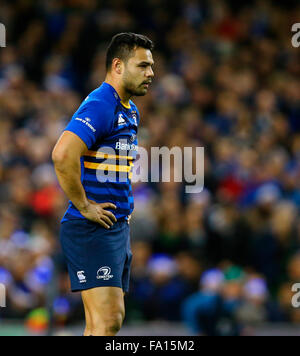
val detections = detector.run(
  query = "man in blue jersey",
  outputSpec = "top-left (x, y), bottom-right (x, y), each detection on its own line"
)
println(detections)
top-left (52, 33), bottom-right (154, 336)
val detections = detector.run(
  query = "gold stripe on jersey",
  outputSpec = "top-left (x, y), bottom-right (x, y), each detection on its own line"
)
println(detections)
top-left (84, 161), bottom-right (131, 172)
top-left (128, 160), bottom-right (134, 180)
top-left (84, 150), bottom-right (134, 160)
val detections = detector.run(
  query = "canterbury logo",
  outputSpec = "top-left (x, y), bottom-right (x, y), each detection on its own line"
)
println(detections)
top-left (77, 271), bottom-right (87, 283)
top-left (118, 114), bottom-right (126, 126)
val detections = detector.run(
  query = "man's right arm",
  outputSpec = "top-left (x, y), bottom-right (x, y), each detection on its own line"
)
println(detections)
top-left (52, 130), bottom-right (117, 228)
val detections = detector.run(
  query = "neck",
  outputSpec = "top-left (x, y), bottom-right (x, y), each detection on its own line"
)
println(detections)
top-left (104, 75), bottom-right (131, 106)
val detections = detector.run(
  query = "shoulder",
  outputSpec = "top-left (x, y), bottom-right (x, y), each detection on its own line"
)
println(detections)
top-left (72, 96), bottom-right (116, 135)
top-left (92, 84), bottom-right (118, 106)
top-left (83, 85), bottom-right (118, 112)
top-left (78, 96), bottom-right (116, 118)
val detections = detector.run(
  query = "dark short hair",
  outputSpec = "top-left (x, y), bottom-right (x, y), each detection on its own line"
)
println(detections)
top-left (106, 32), bottom-right (154, 71)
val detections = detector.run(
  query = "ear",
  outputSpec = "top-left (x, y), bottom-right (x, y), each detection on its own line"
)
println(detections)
top-left (112, 58), bottom-right (122, 75)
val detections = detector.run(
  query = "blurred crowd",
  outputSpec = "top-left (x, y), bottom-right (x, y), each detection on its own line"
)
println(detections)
top-left (0, 0), bottom-right (300, 335)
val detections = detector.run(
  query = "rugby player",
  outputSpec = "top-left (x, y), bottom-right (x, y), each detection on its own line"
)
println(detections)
top-left (52, 33), bottom-right (154, 336)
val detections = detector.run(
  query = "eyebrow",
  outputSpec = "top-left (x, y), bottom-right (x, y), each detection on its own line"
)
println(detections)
top-left (138, 61), bottom-right (154, 66)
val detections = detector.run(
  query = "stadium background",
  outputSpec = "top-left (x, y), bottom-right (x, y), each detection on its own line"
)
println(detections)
top-left (0, 0), bottom-right (299, 336)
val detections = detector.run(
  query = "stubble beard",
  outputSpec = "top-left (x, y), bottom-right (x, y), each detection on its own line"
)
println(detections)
top-left (123, 73), bottom-right (148, 97)
top-left (125, 82), bottom-right (147, 97)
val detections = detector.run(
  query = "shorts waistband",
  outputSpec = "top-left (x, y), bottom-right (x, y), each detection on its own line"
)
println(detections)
top-left (62, 213), bottom-right (129, 224)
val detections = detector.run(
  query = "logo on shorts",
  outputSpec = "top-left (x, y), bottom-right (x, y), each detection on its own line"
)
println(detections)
top-left (97, 266), bottom-right (113, 280)
top-left (77, 271), bottom-right (87, 283)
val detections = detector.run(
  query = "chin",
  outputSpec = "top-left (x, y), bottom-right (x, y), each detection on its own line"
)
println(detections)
top-left (134, 89), bottom-right (148, 96)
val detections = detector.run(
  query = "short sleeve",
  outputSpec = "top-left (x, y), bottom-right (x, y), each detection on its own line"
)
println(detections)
top-left (64, 99), bottom-right (113, 149)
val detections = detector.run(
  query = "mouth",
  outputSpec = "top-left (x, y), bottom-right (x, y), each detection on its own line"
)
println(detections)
top-left (142, 82), bottom-right (151, 89)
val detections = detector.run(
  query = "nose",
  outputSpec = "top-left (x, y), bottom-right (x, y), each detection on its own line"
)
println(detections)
top-left (146, 66), bottom-right (154, 78)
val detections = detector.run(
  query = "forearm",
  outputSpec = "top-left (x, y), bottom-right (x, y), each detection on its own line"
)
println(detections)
top-left (53, 158), bottom-right (89, 212)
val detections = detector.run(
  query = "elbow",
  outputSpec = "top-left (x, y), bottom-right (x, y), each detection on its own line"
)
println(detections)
top-left (52, 146), bottom-right (67, 166)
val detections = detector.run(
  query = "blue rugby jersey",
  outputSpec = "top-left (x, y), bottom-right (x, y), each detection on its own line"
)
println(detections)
top-left (61, 82), bottom-right (139, 223)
